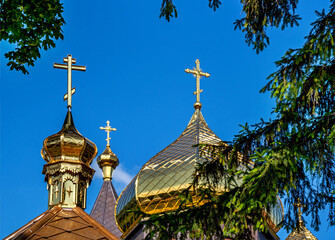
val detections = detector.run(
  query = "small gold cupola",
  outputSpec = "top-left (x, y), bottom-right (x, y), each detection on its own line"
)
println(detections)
top-left (97, 121), bottom-right (119, 181)
top-left (41, 55), bottom-right (97, 210)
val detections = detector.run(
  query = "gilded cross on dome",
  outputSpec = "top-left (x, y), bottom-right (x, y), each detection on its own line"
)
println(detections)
top-left (100, 121), bottom-right (116, 147)
top-left (294, 198), bottom-right (306, 226)
top-left (54, 55), bottom-right (86, 109)
top-left (185, 59), bottom-right (210, 109)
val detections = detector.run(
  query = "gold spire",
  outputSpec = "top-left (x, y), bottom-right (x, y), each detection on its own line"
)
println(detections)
top-left (54, 55), bottom-right (86, 109)
top-left (100, 120), bottom-right (117, 147)
top-left (185, 59), bottom-right (210, 109)
top-left (97, 121), bottom-right (119, 181)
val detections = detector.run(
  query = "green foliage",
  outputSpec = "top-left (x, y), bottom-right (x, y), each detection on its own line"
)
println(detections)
top-left (234, 0), bottom-right (300, 53)
top-left (0, 0), bottom-right (65, 74)
top-left (160, 0), bottom-right (177, 22)
top-left (144, 1), bottom-right (335, 239)
top-left (159, 0), bottom-right (300, 53)
top-left (208, 0), bottom-right (222, 12)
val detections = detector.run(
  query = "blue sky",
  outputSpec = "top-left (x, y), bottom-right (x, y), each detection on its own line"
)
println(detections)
top-left (1, 0), bottom-right (334, 239)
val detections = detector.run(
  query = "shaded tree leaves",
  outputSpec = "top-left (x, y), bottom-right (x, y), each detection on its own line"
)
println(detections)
top-left (0, 0), bottom-right (65, 74)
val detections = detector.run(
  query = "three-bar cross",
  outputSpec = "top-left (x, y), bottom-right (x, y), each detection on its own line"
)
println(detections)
top-left (185, 59), bottom-right (210, 104)
top-left (100, 121), bottom-right (116, 147)
top-left (54, 55), bottom-right (86, 109)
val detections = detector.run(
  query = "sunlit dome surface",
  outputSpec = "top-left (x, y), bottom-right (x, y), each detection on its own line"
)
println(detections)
top-left (115, 109), bottom-right (284, 236)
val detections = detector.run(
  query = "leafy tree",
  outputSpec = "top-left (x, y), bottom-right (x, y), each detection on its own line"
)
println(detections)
top-left (0, 0), bottom-right (64, 74)
top-left (143, 1), bottom-right (335, 239)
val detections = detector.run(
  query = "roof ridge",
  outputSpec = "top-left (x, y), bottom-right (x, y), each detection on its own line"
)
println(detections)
top-left (4, 206), bottom-right (62, 240)
top-left (5, 206), bottom-right (119, 240)
top-left (90, 180), bottom-right (122, 237)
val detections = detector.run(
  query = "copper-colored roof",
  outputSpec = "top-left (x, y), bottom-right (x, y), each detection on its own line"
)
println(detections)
top-left (90, 181), bottom-right (122, 238)
top-left (4, 206), bottom-right (119, 240)
top-left (285, 226), bottom-right (318, 240)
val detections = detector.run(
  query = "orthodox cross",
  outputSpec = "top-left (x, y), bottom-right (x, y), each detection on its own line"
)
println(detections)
top-left (54, 55), bottom-right (86, 109)
top-left (185, 59), bottom-right (210, 104)
top-left (100, 121), bottom-right (116, 147)
top-left (294, 198), bottom-right (306, 226)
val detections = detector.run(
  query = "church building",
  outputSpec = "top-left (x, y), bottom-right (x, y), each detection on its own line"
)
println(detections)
top-left (4, 57), bottom-right (317, 240)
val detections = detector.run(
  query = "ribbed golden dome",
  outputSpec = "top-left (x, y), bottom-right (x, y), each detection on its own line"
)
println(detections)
top-left (41, 111), bottom-right (97, 165)
top-left (97, 146), bottom-right (119, 169)
top-left (115, 109), bottom-right (284, 237)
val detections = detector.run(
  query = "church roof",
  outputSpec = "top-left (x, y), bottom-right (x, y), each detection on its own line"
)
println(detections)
top-left (285, 226), bottom-right (318, 240)
top-left (4, 206), bottom-right (119, 240)
top-left (91, 180), bottom-right (122, 238)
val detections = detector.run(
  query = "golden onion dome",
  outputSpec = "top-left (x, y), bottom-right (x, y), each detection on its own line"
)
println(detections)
top-left (97, 146), bottom-right (119, 169)
top-left (115, 109), bottom-right (284, 237)
top-left (41, 111), bottom-right (97, 165)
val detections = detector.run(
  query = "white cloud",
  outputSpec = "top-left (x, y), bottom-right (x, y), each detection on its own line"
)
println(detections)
top-left (113, 164), bottom-right (133, 185)
top-left (92, 160), bottom-right (103, 178)
top-left (92, 161), bottom-right (133, 187)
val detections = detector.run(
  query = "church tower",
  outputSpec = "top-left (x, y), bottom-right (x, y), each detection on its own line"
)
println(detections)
top-left (4, 55), bottom-right (119, 240)
top-left (90, 121), bottom-right (123, 238)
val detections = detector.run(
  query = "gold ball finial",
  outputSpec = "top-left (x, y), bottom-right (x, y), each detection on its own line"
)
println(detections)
top-left (194, 102), bottom-right (202, 109)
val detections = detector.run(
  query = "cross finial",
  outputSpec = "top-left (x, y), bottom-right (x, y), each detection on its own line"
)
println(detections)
top-left (54, 55), bottom-right (86, 110)
top-left (294, 198), bottom-right (306, 226)
top-left (185, 59), bottom-right (210, 109)
top-left (100, 121), bottom-right (116, 147)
